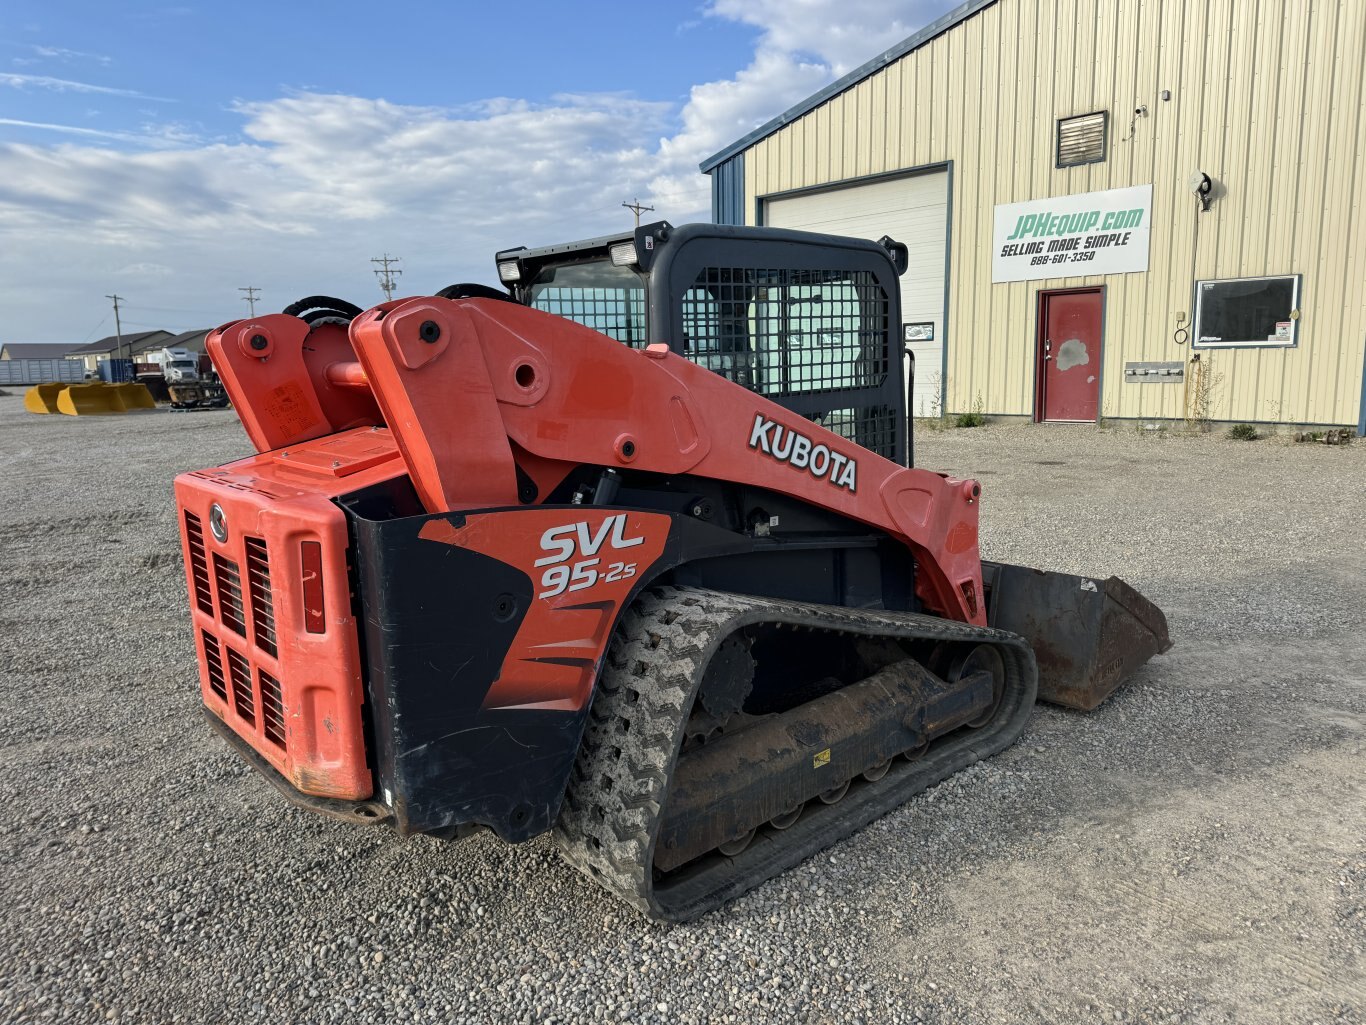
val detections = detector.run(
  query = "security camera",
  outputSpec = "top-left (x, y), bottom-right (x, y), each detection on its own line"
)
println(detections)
top-left (1188, 171), bottom-right (1214, 212)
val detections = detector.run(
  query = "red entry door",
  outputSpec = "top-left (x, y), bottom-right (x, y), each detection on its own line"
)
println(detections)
top-left (1038, 289), bottom-right (1103, 422)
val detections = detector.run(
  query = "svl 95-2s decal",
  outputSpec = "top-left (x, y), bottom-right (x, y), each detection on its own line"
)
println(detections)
top-left (534, 514), bottom-right (645, 599)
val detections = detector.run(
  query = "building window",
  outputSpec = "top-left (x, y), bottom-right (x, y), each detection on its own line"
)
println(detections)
top-left (1193, 275), bottom-right (1301, 348)
top-left (1056, 111), bottom-right (1108, 167)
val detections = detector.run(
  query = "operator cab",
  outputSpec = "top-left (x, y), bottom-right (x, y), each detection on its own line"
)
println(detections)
top-left (494, 222), bottom-right (911, 465)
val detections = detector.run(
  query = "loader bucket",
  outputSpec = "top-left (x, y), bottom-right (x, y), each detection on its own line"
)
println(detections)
top-left (55, 383), bottom-right (127, 416)
top-left (982, 561), bottom-right (1171, 711)
top-left (24, 382), bottom-right (65, 414)
top-left (114, 382), bottom-right (156, 410)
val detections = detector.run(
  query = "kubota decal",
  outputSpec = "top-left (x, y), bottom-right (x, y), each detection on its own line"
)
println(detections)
top-left (748, 414), bottom-right (858, 493)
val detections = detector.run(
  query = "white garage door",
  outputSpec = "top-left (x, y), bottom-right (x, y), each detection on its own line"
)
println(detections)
top-left (764, 171), bottom-right (948, 418)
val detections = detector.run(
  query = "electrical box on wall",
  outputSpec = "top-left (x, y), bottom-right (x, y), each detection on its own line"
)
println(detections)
top-left (1125, 361), bottom-right (1185, 382)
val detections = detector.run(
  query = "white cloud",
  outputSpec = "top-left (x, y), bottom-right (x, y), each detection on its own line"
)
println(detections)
top-left (0, 117), bottom-right (185, 147)
top-left (707, 0), bottom-right (950, 74)
top-left (32, 45), bottom-right (113, 66)
top-left (647, 0), bottom-right (956, 212)
top-left (117, 262), bottom-right (174, 278)
top-left (0, 72), bottom-right (169, 101)
top-left (0, 1), bottom-right (953, 341)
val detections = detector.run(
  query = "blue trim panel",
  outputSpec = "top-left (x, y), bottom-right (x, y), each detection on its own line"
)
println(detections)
top-left (941, 162), bottom-right (952, 418)
top-left (710, 154), bottom-right (746, 225)
top-left (698, 0), bottom-right (1000, 173)
top-left (1358, 334), bottom-right (1366, 436)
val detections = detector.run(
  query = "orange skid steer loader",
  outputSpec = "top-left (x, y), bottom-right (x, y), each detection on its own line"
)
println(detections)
top-left (174, 223), bottom-right (1168, 921)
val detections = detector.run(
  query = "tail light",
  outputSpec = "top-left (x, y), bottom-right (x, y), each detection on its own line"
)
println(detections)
top-left (300, 541), bottom-right (326, 634)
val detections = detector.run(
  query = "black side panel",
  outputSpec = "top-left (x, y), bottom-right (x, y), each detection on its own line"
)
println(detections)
top-left (354, 514), bottom-right (578, 842)
top-left (351, 502), bottom-right (914, 843)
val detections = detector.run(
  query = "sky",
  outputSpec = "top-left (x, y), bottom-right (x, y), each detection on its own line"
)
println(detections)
top-left (0, 0), bottom-right (956, 344)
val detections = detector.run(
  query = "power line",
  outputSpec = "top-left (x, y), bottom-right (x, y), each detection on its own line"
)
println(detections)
top-left (622, 198), bottom-right (655, 227)
top-left (122, 303), bottom-right (232, 317)
top-left (121, 320), bottom-right (200, 331)
top-left (627, 186), bottom-right (708, 203)
top-left (371, 253), bottom-right (402, 301)
top-left (79, 312), bottom-right (110, 344)
top-left (238, 285), bottom-right (261, 316)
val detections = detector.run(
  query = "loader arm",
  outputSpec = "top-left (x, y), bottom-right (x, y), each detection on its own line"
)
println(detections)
top-left (209, 298), bottom-right (984, 624)
top-left (341, 297), bottom-right (986, 625)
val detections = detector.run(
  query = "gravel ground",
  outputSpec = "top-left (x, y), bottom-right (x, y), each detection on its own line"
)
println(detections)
top-left (1, 396), bottom-right (1363, 1025)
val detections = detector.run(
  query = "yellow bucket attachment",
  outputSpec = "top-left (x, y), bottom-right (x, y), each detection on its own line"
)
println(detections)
top-left (24, 382), bottom-right (66, 414)
top-left (114, 382), bottom-right (156, 410)
top-left (55, 383), bottom-right (127, 416)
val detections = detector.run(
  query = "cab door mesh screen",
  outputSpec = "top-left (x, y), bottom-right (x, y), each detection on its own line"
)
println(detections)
top-left (680, 266), bottom-right (896, 459)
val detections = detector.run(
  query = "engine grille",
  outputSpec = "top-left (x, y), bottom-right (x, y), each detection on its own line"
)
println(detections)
top-left (213, 554), bottom-right (246, 636)
top-left (191, 528), bottom-right (287, 753)
top-left (244, 538), bottom-right (278, 657)
top-left (226, 647), bottom-right (254, 725)
top-left (202, 630), bottom-right (227, 702)
top-left (184, 512), bottom-right (214, 615)
top-left (259, 670), bottom-right (286, 748)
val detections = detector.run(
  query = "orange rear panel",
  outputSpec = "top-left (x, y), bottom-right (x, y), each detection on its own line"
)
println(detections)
top-left (174, 427), bottom-right (406, 799)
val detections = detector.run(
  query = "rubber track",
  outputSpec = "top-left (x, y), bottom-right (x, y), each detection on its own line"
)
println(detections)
top-left (552, 586), bottom-right (1038, 922)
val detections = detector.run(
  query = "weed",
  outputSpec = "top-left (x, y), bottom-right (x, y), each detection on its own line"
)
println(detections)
top-left (918, 372), bottom-right (944, 421)
top-left (1096, 395), bottom-right (1114, 430)
top-left (954, 391), bottom-right (987, 429)
top-left (1226, 423), bottom-right (1259, 441)
top-left (1183, 354), bottom-right (1224, 431)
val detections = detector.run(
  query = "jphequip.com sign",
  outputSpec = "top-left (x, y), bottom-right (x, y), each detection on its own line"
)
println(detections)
top-left (992, 184), bottom-right (1152, 283)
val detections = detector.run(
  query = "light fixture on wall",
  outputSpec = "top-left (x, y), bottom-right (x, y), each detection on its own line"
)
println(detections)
top-left (1120, 104), bottom-right (1149, 142)
top-left (1188, 171), bottom-right (1214, 212)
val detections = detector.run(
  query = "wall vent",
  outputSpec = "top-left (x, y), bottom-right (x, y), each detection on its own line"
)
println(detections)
top-left (1056, 111), bottom-right (1108, 167)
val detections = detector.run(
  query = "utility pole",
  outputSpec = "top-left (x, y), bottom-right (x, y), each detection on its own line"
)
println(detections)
top-left (105, 293), bottom-right (126, 378)
top-left (238, 286), bottom-right (261, 316)
top-left (622, 198), bottom-right (654, 227)
top-left (371, 254), bottom-right (402, 301)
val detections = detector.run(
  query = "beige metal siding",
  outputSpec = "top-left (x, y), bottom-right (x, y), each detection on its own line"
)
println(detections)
top-left (739, 0), bottom-right (1366, 425)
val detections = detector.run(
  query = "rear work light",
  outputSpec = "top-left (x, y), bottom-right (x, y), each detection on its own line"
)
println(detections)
top-left (301, 541), bottom-right (326, 634)
top-left (497, 260), bottom-right (521, 283)
top-left (609, 242), bottom-right (638, 267)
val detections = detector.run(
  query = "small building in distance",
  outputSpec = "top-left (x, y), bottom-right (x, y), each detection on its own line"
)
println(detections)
top-left (65, 330), bottom-right (175, 375)
top-left (1, 342), bottom-right (75, 360)
top-left (142, 329), bottom-right (211, 363)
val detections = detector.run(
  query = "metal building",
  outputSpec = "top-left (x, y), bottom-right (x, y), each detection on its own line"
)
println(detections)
top-left (701, 0), bottom-right (1366, 431)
